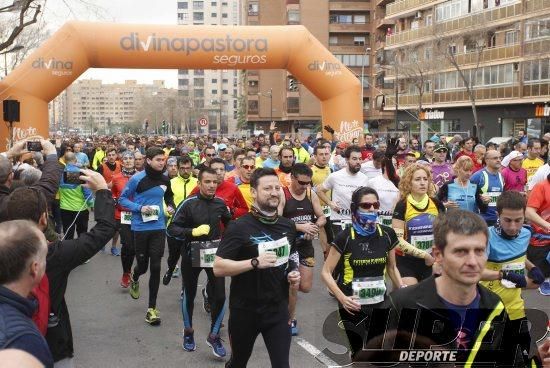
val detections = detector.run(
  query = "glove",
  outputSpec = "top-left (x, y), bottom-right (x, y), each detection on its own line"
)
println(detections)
top-left (385, 137), bottom-right (400, 159)
top-left (528, 267), bottom-right (545, 285)
top-left (191, 224), bottom-right (210, 237)
top-left (501, 271), bottom-right (527, 288)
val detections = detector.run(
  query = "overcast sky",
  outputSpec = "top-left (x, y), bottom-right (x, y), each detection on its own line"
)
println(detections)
top-left (44, 0), bottom-right (179, 88)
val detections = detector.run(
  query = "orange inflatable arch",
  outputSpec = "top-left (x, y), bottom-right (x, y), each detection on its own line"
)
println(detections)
top-left (0, 21), bottom-right (362, 149)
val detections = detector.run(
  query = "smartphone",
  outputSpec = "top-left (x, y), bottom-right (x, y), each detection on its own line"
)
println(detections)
top-left (27, 141), bottom-right (43, 151)
top-left (63, 171), bottom-right (84, 185)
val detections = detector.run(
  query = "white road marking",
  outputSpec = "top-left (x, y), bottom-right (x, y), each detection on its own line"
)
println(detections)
top-left (295, 337), bottom-right (342, 367)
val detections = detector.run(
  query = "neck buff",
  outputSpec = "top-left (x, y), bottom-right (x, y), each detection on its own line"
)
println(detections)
top-left (250, 205), bottom-right (278, 224)
top-left (145, 164), bottom-right (164, 180)
top-left (407, 193), bottom-right (429, 209)
top-left (352, 210), bottom-right (378, 236)
top-left (279, 165), bottom-right (292, 174)
top-left (122, 167), bottom-right (135, 177)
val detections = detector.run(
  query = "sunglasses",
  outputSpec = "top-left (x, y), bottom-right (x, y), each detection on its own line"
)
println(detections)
top-left (205, 153), bottom-right (216, 157)
top-left (295, 179), bottom-right (311, 186)
top-left (242, 165), bottom-right (255, 170)
top-left (358, 201), bottom-right (380, 210)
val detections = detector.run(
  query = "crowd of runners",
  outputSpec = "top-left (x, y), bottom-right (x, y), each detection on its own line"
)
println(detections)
top-left (1, 129), bottom-right (550, 367)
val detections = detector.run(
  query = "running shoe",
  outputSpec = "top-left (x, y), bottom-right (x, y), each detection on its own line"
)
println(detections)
top-left (129, 274), bottom-right (140, 299)
top-left (120, 272), bottom-right (130, 288)
top-left (182, 331), bottom-right (196, 352)
top-left (172, 265), bottom-right (180, 278)
top-left (206, 334), bottom-right (226, 358)
top-left (162, 270), bottom-right (172, 286)
top-left (539, 281), bottom-right (550, 296)
top-left (111, 247), bottom-right (121, 256)
top-left (201, 287), bottom-right (211, 314)
top-left (291, 319), bottom-right (299, 336)
top-left (145, 308), bottom-right (161, 326)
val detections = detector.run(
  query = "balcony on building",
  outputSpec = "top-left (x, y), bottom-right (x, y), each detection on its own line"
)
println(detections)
top-left (329, 33), bottom-right (370, 53)
top-left (386, 0), bottom-right (443, 19)
top-left (329, 0), bottom-right (371, 11)
top-left (386, 1), bottom-right (530, 48)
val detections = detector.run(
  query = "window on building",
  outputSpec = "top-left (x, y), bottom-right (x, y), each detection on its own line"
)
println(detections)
top-left (287, 97), bottom-right (300, 113)
top-left (193, 12), bottom-right (204, 21)
top-left (524, 58), bottom-right (550, 83)
top-left (195, 89), bottom-right (204, 97)
top-left (525, 18), bottom-right (550, 40)
top-left (329, 36), bottom-right (338, 45)
top-left (178, 2), bottom-right (188, 9)
top-left (354, 14), bottom-right (367, 24)
top-left (335, 54), bottom-right (368, 67)
top-left (194, 78), bottom-right (204, 87)
top-left (222, 89), bottom-right (228, 94)
top-left (178, 79), bottom-right (189, 87)
top-left (504, 30), bottom-right (518, 44)
top-left (179, 12), bottom-right (189, 21)
top-left (212, 90), bottom-right (218, 94)
top-left (435, 0), bottom-right (468, 22)
top-left (195, 99), bottom-right (204, 108)
top-left (288, 10), bottom-right (300, 24)
top-left (193, 1), bottom-right (203, 10)
top-left (222, 13), bottom-right (228, 18)
top-left (354, 36), bottom-right (366, 46)
top-left (195, 69), bottom-right (205, 75)
top-left (211, 1), bottom-right (216, 5)
top-left (222, 79), bottom-right (228, 83)
top-left (248, 3), bottom-right (259, 16)
top-left (424, 47), bottom-right (433, 60)
top-left (248, 100), bottom-right (258, 113)
top-left (425, 14), bottom-right (433, 26)
top-left (211, 13), bottom-right (217, 17)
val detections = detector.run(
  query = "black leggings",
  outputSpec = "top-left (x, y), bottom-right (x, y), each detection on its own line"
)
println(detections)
top-left (119, 223), bottom-right (134, 274)
top-left (337, 302), bottom-right (384, 358)
top-left (132, 230), bottom-right (165, 309)
top-left (60, 209), bottom-right (89, 240)
top-left (180, 250), bottom-right (226, 335)
top-left (166, 236), bottom-right (181, 273)
top-left (225, 304), bottom-right (291, 368)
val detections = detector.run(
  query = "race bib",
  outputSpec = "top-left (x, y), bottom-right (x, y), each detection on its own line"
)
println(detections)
top-left (141, 205), bottom-right (160, 222)
top-left (352, 276), bottom-right (386, 305)
top-left (190, 240), bottom-right (220, 268)
top-left (258, 237), bottom-right (290, 267)
top-left (411, 234), bottom-right (434, 253)
top-left (120, 211), bottom-right (132, 225)
top-left (322, 205), bottom-right (332, 217)
top-left (486, 191), bottom-right (501, 207)
top-left (378, 215), bottom-right (392, 226)
top-left (501, 262), bottom-right (525, 289)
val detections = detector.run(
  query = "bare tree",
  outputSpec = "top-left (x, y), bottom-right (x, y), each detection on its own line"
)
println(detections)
top-left (0, 0), bottom-right (42, 53)
top-left (433, 16), bottom-right (490, 139)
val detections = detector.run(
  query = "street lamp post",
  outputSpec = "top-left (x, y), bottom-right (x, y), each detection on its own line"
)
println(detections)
top-left (258, 88), bottom-right (273, 130)
top-left (1, 45), bottom-right (24, 77)
top-left (361, 47), bottom-right (371, 110)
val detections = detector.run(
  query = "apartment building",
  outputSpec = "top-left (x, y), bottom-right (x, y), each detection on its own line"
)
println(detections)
top-left (244, 0), bottom-right (391, 135)
top-left (375, 0), bottom-right (550, 140)
top-left (64, 79), bottom-right (178, 135)
top-left (177, 0), bottom-right (242, 135)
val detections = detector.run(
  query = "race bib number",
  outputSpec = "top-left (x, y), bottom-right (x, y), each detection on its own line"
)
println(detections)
top-left (378, 215), bottom-right (392, 226)
top-left (190, 240), bottom-right (220, 268)
top-left (411, 234), bottom-right (434, 253)
top-left (486, 191), bottom-right (501, 207)
top-left (258, 237), bottom-right (290, 267)
top-left (352, 276), bottom-right (386, 305)
top-left (501, 262), bottom-right (525, 289)
top-left (322, 205), bottom-right (331, 217)
top-left (141, 205), bottom-right (160, 222)
top-left (121, 211), bottom-right (132, 225)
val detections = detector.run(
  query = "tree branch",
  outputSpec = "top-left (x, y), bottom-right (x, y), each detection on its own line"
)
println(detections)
top-left (0, 0), bottom-right (41, 52)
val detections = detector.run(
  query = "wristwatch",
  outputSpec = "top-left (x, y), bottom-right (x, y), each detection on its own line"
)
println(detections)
top-left (251, 258), bottom-right (259, 269)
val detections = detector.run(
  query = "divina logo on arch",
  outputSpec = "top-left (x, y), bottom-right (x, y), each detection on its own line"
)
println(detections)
top-left (32, 58), bottom-right (73, 70)
top-left (119, 33), bottom-right (269, 56)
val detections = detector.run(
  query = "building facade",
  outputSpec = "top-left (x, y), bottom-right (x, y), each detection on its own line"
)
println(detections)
top-left (176, 0), bottom-right (242, 135)
top-left (63, 79), bottom-right (179, 135)
top-left (375, 0), bottom-right (550, 141)
top-left (244, 0), bottom-right (391, 135)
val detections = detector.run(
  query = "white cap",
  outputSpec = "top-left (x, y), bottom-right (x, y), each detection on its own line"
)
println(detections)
top-left (501, 150), bottom-right (524, 167)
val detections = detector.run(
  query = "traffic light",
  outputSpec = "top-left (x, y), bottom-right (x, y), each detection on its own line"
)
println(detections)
top-left (288, 78), bottom-right (298, 91)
